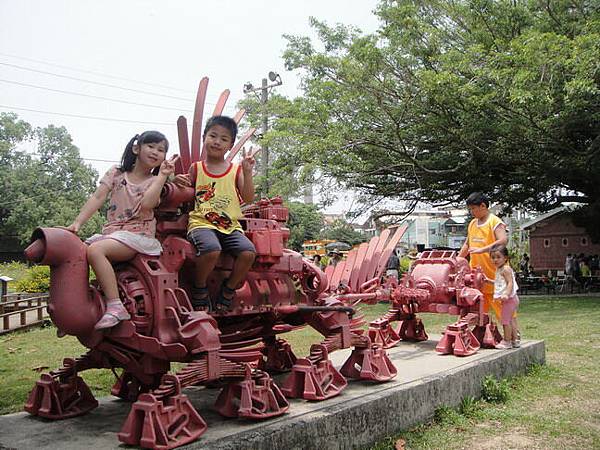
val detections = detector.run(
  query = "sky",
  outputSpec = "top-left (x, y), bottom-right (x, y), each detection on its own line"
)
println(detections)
top-left (0, 0), bottom-right (381, 214)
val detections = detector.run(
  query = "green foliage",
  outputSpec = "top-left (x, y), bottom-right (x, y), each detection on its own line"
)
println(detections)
top-left (481, 375), bottom-right (510, 403)
top-left (459, 396), bottom-right (483, 419)
top-left (0, 113), bottom-right (103, 243)
top-left (321, 219), bottom-right (366, 246)
top-left (399, 256), bottom-right (412, 274)
top-left (281, 1), bottom-right (600, 240)
top-left (14, 265), bottom-right (50, 293)
top-left (286, 201), bottom-right (325, 251)
top-left (433, 405), bottom-right (464, 426)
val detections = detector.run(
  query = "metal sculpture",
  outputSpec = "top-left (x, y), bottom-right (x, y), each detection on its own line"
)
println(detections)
top-left (22, 78), bottom-right (399, 450)
top-left (331, 241), bottom-right (502, 357)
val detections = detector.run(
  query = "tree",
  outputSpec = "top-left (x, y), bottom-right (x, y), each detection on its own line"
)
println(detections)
top-left (0, 113), bottom-right (102, 243)
top-left (282, 1), bottom-right (600, 240)
top-left (321, 219), bottom-right (367, 246)
top-left (238, 93), bottom-right (318, 199)
top-left (286, 201), bottom-right (324, 251)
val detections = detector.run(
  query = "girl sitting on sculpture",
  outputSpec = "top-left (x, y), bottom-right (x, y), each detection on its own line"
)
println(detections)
top-left (66, 131), bottom-right (178, 330)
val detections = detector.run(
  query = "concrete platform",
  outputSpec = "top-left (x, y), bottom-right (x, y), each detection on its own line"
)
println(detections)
top-left (0, 336), bottom-right (545, 450)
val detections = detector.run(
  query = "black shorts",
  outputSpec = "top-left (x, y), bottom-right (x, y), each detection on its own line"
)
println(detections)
top-left (187, 228), bottom-right (256, 256)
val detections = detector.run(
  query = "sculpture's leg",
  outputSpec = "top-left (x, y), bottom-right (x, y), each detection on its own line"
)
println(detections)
top-left (118, 375), bottom-right (207, 450)
top-left (280, 344), bottom-right (347, 400)
top-left (436, 321), bottom-right (480, 356)
top-left (472, 314), bottom-right (502, 348)
top-left (340, 335), bottom-right (397, 382)
top-left (398, 316), bottom-right (429, 342)
top-left (259, 336), bottom-right (297, 373)
top-left (25, 355), bottom-right (100, 419)
top-left (368, 317), bottom-right (402, 349)
top-left (111, 370), bottom-right (165, 402)
top-left (214, 365), bottom-right (289, 419)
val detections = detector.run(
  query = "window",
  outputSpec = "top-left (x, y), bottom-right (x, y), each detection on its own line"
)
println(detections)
top-left (562, 238), bottom-right (569, 247)
top-left (543, 239), bottom-right (550, 248)
top-left (581, 237), bottom-right (588, 246)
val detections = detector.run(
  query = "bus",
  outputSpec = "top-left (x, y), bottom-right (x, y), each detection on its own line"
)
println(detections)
top-left (301, 239), bottom-right (335, 257)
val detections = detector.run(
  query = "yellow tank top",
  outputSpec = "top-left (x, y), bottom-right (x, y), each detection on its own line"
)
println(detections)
top-left (467, 213), bottom-right (504, 295)
top-left (187, 161), bottom-right (243, 234)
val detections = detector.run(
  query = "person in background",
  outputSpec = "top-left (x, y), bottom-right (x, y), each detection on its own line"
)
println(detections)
top-left (312, 254), bottom-right (324, 269)
top-left (565, 253), bottom-right (574, 278)
top-left (385, 250), bottom-right (400, 280)
top-left (328, 251), bottom-right (343, 267)
top-left (519, 253), bottom-right (530, 276)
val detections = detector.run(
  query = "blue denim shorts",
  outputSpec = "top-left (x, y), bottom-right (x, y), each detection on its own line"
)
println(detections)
top-left (187, 228), bottom-right (256, 256)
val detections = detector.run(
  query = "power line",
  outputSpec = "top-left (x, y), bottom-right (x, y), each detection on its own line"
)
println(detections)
top-left (0, 78), bottom-right (194, 112)
top-left (0, 51), bottom-right (191, 93)
top-left (0, 61), bottom-right (194, 102)
top-left (0, 104), bottom-right (174, 125)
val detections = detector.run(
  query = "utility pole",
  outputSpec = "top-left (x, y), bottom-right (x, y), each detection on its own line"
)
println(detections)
top-left (243, 71), bottom-right (282, 196)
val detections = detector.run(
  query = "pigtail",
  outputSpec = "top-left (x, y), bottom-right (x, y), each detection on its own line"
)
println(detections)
top-left (120, 134), bottom-right (140, 172)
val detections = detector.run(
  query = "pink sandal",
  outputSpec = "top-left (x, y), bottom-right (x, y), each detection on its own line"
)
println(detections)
top-left (94, 303), bottom-right (131, 330)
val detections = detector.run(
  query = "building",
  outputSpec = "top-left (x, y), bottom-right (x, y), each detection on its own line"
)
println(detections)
top-left (521, 206), bottom-right (600, 272)
top-left (400, 211), bottom-right (468, 249)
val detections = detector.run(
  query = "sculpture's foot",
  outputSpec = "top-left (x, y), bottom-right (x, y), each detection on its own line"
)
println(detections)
top-left (214, 366), bottom-right (289, 419)
top-left (436, 322), bottom-right (480, 356)
top-left (25, 373), bottom-right (98, 419)
top-left (472, 322), bottom-right (503, 349)
top-left (260, 338), bottom-right (297, 373)
top-left (118, 383), bottom-right (206, 450)
top-left (399, 317), bottom-right (429, 342)
top-left (340, 343), bottom-right (397, 382)
top-left (368, 318), bottom-right (401, 349)
top-left (280, 345), bottom-right (347, 400)
top-left (111, 371), bottom-right (163, 402)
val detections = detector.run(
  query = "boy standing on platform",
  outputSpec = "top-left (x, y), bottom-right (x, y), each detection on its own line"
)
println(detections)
top-left (458, 192), bottom-right (508, 320)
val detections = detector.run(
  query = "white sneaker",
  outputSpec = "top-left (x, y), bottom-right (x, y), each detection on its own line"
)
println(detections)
top-left (495, 340), bottom-right (512, 349)
top-left (512, 339), bottom-right (521, 348)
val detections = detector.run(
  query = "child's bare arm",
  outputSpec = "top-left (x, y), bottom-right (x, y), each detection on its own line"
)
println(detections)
top-left (458, 238), bottom-right (469, 258)
top-left (67, 184), bottom-right (111, 233)
top-left (503, 266), bottom-right (514, 297)
top-left (500, 267), bottom-right (512, 299)
top-left (141, 155), bottom-right (179, 210)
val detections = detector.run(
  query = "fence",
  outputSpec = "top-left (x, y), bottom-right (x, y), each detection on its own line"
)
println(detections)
top-left (0, 292), bottom-right (49, 334)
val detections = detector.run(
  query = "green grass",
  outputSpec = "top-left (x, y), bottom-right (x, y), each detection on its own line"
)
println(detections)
top-left (370, 295), bottom-right (600, 450)
top-left (1, 296), bottom-right (599, 450)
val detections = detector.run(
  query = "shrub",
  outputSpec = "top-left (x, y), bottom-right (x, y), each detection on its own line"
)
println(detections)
top-left (14, 265), bottom-right (50, 293)
top-left (459, 396), bottom-right (483, 418)
top-left (481, 375), bottom-right (510, 403)
top-left (433, 405), bottom-right (463, 425)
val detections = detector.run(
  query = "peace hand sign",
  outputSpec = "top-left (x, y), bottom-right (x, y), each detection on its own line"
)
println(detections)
top-left (241, 146), bottom-right (256, 175)
top-left (160, 155), bottom-right (180, 177)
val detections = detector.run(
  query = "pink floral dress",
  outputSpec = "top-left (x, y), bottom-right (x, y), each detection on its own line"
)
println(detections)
top-left (85, 165), bottom-right (162, 255)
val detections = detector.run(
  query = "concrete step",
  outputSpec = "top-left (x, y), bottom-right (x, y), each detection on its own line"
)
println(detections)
top-left (0, 336), bottom-right (545, 450)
